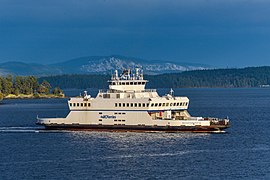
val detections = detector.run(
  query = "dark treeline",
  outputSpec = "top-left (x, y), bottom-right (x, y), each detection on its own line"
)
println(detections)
top-left (148, 66), bottom-right (270, 88)
top-left (0, 76), bottom-right (63, 99)
top-left (39, 66), bottom-right (270, 89)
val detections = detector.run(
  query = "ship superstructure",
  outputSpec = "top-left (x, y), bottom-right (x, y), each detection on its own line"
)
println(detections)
top-left (37, 68), bottom-right (229, 132)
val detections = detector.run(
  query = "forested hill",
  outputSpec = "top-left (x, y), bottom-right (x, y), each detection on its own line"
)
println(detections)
top-left (39, 66), bottom-right (270, 89)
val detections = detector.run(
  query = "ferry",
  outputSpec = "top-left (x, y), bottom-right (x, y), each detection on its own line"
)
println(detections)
top-left (37, 68), bottom-right (230, 132)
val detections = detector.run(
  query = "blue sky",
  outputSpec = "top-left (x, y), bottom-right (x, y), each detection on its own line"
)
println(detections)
top-left (1, 0), bottom-right (270, 67)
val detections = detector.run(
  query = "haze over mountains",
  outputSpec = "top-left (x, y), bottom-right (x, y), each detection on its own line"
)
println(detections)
top-left (0, 55), bottom-right (211, 76)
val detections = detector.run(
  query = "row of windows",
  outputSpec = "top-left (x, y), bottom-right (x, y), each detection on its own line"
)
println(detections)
top-left (150, 102), bottom-right (188, 107)
top-left (115, 103), bottom-right (149, 108)
top-left (114, 112), bottom-right (126, 115)
top-left (109, 81), bottom-right (146, 85)
top-left (99, 119), bottom-right (125, 122)
top-left (114, 120), bottom-right (126, 122)
top-left (115, 102), bottom-right (188, 108)
top-left (70, 103), bottom-right (91, 107)
top-left (98, 119), bottom-right (126, 122)
top-left (70, 102), bottom-right (187, 108)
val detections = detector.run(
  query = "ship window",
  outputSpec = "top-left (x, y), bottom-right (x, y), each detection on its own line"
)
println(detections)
top-left (122, 113), bottom-right (126, 114)
top-left (126, 82), bottom-right (129, 85)
top-left (123, 103), bottom-right (125, 107)
top-left (99, 112), bottom-right (102, 114)
top-left (103, 94), bottom-right (110, 98)
top-left (81, 103), bottom-right (83, 107)
top-left (147, 103), bottom-right (149, 107)
top-left (73, 103), bottom-right (76, 107)
top-left (122, 120), bottom-right (125, 122)
top-left (127, 103), bottom-right (129, 107)
top-left (138, 103), bottom-right (141, 107)
top-left (130, 103), bottom-right (133, 107)
top-left (130, 82), bottom-right (133, 85)
top-left (173, 103), bottom-right (176, 106)
top-left (77, 103), bottom-right (79, 107)
top-left (134, 103), bottom-right (137, 107)
top-left (162, 103), bottom-right (165, 107)
top-left (177, 103), bottom-right (179, 106)
top-left (119, 103), bottom-right (121, 107)
top-left (142, 103), bottom-right (145, 107)
top-left (116, 94), bottom-right (120, 98)
top-left (70, 103), bottom-right (72, 107)
top-left (115, 103), bottom-right (117, 107)
top-left (84, 103), bottom-right (87, 107)
top-left (170, 103), bottom-right (173, 106)
top-left (166, 103), bottom-right (169, 106)
top-left (159, 103), bottom-right (162, 107)
top-left (180, 102), bottom-right (183, 106)
top-left (142, 82), bottom-right (146, 85)
top-left (88, 103), bottom-right (91, 107)
top-left (138, 82), bottom-right (142, 85)
top-left (121, 82), bottom-right (125, 85)
top-left (134, 82), bottom-right (137, 85)
top-left (109, 82), bottom-right (112, 85)
top-left (155, 103), bottom-right (158, 107)
top-left (151, 104), bottom-right (154, 107)
top-left (112, 82), bottom-right (116, 85)
top-left (114, 120), bottom-right (117, 122)
top-left (99, 119), bottom-right (102, 121)
top-left (186, 102), bottom-right (188, 106)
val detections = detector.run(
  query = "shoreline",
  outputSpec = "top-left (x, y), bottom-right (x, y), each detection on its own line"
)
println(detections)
top-left (3, 93), bottom-right (65, 99)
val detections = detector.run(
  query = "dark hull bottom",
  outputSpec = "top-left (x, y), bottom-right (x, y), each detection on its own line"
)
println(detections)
top-left (42, 124), bottom-right (229, 133)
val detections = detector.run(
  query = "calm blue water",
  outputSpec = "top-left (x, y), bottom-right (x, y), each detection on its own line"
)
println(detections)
top-left (1, 88), bottom-right (270, 179)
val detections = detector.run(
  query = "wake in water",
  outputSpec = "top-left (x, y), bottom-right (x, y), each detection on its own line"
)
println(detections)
top-left (0, 126), bottom-right (69, 133)
top-left (0, 126), bottom-right (41, 133)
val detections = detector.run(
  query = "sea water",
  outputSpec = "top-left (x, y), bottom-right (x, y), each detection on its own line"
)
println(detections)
top-left (1, 88), bottom-right (270, 179)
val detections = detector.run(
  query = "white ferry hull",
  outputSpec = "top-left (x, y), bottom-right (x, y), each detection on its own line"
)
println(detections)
top-left (36, 111), bottom-right (229, 132)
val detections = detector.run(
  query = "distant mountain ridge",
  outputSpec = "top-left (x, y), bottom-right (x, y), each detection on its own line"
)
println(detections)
top-left (39, 66), bottom-right (270, 89)
top-left (0, 55), bottom-right (212, 76)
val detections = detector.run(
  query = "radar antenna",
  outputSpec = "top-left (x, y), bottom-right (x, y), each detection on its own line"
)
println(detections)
top-left (170, 88), bottom-right (174, 96)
